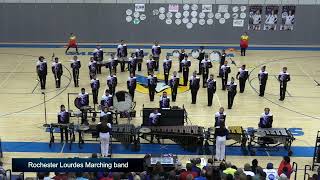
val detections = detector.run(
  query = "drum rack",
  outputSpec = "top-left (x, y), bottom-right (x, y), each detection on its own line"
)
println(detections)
top-left (247, 128), bottom-right (295, 156)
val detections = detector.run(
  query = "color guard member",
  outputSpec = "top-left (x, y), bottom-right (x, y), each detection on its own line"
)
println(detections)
top-left (127, 73), bottom-right (137, 100)
top-left (236, 64), bottom-right (249, 93)
top-left (226, 77), bottom-right (237, 109)
top-left (240, 32), bottom-right (249, 56)
top-left (57, 104), bottom-right (70, 142)
top-left (201, 55), bottom-right (213, 88)
top-left (278, 67), bottom-right (291, 101)
top-left (215, 107), bottom-right (226, 127)
top-left (90, 75), bottom-right (100, 105)
top-left (135, 48), bottom-right (144, 71)
top-left (220, 61), bottom-right (231, 90)
top-left (107, 72), bottom-right (117, 95)
top-left (259, 108), bottom-right (273, 128)
top-left (163, 55), bottom-right (172, 85)
top-left (178, 49), bottom-right (186, 72)
top-left (152, 41), bottom-right (161, 71)
top-left (65, 33), bottom-right (79, 54)
top-left (189, 71), bottom-right (200, 104)
top-left (108, 53), bottom-right (118, 75)
top-left (181, 55), bottom-right (191, 86)
top-left (197, 46), bottom-right (205, 75)
top-left (146, 55), bottom-right (155, 75)
top-left (52, 57), bottom-right (63, 88)
top-left (169, 71), bottom-right (179, 102)
top-left (70, 55), bottom-right (81, 87)
top-left (128, 53), bottom-right (137, 76)
top-left (159, 91), bottom-right (170, 109)
top-left (88, 57), bottom-right (97, 80)
top-left (117, 40), bottom-right (128, 72)
top-left (93, 45), bottom-right (104, 74)
top-left (207, 74), bottom-right (217, 106)
top-left (148, 71), bottom-right (158, 102)
top-left (258, 66), bottom-right (268, 97)
top-left (36, 56), bottom-right (47, 90)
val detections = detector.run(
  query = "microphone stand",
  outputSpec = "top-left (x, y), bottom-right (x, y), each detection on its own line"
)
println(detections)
top-left (42, 92), bottom-right (48, 127)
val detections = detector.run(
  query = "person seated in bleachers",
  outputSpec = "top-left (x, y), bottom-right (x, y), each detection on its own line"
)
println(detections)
top-left (263, 163), bottom-right (279, 180)
top-left (277, 156), bottom-right (293, 179)
top-left (243, 163), bottom-right (255, 177)
top-left (179, 163), bottom-right (198, 180)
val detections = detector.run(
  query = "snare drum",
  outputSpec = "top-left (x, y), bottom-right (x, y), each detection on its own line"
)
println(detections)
top-left (139, 127), bottom-right (151, 134)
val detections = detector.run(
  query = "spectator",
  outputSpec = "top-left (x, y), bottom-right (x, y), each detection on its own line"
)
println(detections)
top-left (243, 163), bottom-right (255, 176)
top-left (279, 173), bottom-right (288, 180)
top-left (186, 174), bottom-right (194, 180)
top-left (151, 162), bottom-right (167, 179)
top-left (191, 159), bottom-right (201, 176)
top-left (168, 170), bottom-right (177, 180)
top-left (251, 159), bottom-right (259, 174)
top-left (223, 162), bottom-right (237, 176)
top-left (194, 169), bottom-right (206, 180)
top-left (210, 167), bottom-right (221, 180)
top-left (53, 172), bottom-right (68, 180)
top-left (75, 172), bottom-right (89, 180)
top-left (179, 163), bottom-right (198, 180)
top-left (264, 163), bottom-right (279, 180)
top-left (0, 161), bottom-right (5, 176)
top-left (278, 156), bottom-right (292, 178)
top-left (175, 162), bottom-right (186, 175)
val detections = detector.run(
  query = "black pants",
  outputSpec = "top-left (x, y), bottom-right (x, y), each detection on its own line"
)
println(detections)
top-left (149, 88), bottom-right (155, 101)
top-left (191, 88), bottom-right (198, 104)
top-left (129, 88), bottom-right (135, 100)
top-left (129, 68), bottom-right (136, 76)
top-left (72, 69), bottom-right (79, 87)
top-left (239, 78), bottom-right (246, 93)
top-left (153, 57), bottom-right (159, 71)
top-left (280, 83), bottom-right (287, 100)
top-left (109, 67), bottom-right (117, 75)
top-left (81, 109), bottom-right (88, 124)
top-left (147, 68), bottom-right (153, 76)
top-left (137, 59), bottom-right (142, 71)
top-left (207, 88), bottom-right (214, 106)
top-left (203, 73), bottom-right (208, 88)
top-left (54, 74), bottom-right (62, 88)
top-left (222, 77), bottom-right (227, 90)
top-left (66, 45), bottom-right (78, 53)
top-left (228, 92), bottom-right (236, 109)
top-left (39, 74), bottom-right (46, 89)
top-left (241, 48), bottom-right (246, 56)
top-left (109, 86), bottom-right (116, 95)
top-left (183, 70), bottom-right (189, 86)
top-left (171, 87), bottom-right (178, 102)
top-left (198, 61), bottom-right (202, 74)
top-left (92, 89), bottom-right (99, 104)
top-left (89, 72), bottom-right (96, 80)
top-left (164, 73), bottom-right (169, 85)
top-left (259, 83), bottom-right (266, 96)
top-left (218, 65), bottom-right (222, 77)
top-left (120, 61), bottom-right (126, 72)
top-left (60, 127), bottom-right (68, 142)
top-left (178, 60), bottom-right (182, 72)
top-left (97, 62), bottom-right (102, 74)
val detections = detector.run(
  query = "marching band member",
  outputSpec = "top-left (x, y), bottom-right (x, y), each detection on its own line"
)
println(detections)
top-left (148, 71), bottom-right (158, 102)
top-left (65, 32), bottom-right (79, 54)
top-left (101, 89), bottom-right (113, 109)
top-left (52, 57), bottom-right (63, 88)
top-left (152, 41), bottom-right (161, 71)
top-left (207, 74), bottom-right (217, 107)
top-left (226, 77), bottom-right (237, 109)
top-left (201, 55), bottom-right (213, 88)
top-left (258, 66), bottom-right (268, 97)
top-left (259, 108), bottom-right (273, 128)
top-left (197, 46), bottom-right (205, 75)
top-left (90, 75), bottom-right (100, 105)
top-left (36, 56), bottom-right (47, 90)
top-left (57, 104), bottom-right (70, 143)
top-left (135, 48), bottom-right (144, 71)
top-left (159, 91), bottom-right (170, 109)
top-left (278, 67), bottom-right (291, 101)
top-left (100, 106), bottom-right (113, 124)
top-left (169, 71), bottom-right (179, 102)
top-left (149, 109), bottom-right (161, 143)
top-left (127, 73), bottom-right (137, 100)
top-left (220, 61), bottom-right (231, 90)
top-left (78, 88), bottom-right (89, 124)
top-left (117, 40), bottom-right (128, 72)
top-left (215, 124), bottom-right (229, 161)
top-left (178, 49), bottom-right (186, 73)
top-left (181, 55), bottom-right (191, 86)
top-left (88, 57), bottom-right (97, 80)
top-left (215, 107), bottom-right (226, 127)
top-left (218, 49), bottom-right (227, 77)
top-left (107, 72), bottom-right (117, 95)
top-left (146, 55), bottom-right (155, 75)
top-left (163, 55), bottom-right (172, 85)
top-left (107, 53), bottom-right (118, 75)
top-left (96, 118), bottom-right (112, 157)
top-left (189, 71), bottom-right (200, 104)
top-left (70, 55), bottom-right (81, 87)
top-left (93, 45), bottom-right (104, 74)
top-left (236, 64), bottom-right (249, 93)
top-left (240, 32), bottom-right (249, 56)
top-left (128, 53), bottom-right (137, 76)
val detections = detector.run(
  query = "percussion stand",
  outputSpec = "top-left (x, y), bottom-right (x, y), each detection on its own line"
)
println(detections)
top-left (42, 92), bottom-right (48, 127)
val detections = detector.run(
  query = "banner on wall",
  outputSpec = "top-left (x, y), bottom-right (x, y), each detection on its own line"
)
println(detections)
top-left (263, 6), bottom-right (279, 31)
top-left (135, 4), bottom-right (145, 12)
top-left (233, 19), bottom-right (244, 27)
top-left (202, 4), bottom-right (213, 12)
top-left (168, 4), bottom-right (179, 12)
top-left (218, 5), bottom-right (228, 13)
top-left (248, 6), bottom-right (262, 31)
top-left (280, 6), bottom-right (295, 31)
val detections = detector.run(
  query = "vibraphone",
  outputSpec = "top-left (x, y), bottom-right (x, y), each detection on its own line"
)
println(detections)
top-left (247, 128), bottom-right (295, 156)
top-left (139, 126), bottom-right (205, 147)
top-left (46, 123), bottom-right (76, 149)
top-left (206, 126), bottom-right (248, 147)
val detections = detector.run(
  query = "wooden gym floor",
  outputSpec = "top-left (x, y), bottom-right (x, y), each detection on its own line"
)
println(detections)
top-left (0, 44), bottom-right (319, 178)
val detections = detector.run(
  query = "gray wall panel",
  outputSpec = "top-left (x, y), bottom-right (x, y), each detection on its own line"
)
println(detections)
top-left (0, 3), bottom-right (319, 44)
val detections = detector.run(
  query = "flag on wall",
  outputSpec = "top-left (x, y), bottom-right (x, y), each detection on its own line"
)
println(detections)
top-left (280, 6), bottom-right (295, 31)
top-left (263, 6), bottom-right (279, 31)
top-left (248, 6), bottom-right (262, 31)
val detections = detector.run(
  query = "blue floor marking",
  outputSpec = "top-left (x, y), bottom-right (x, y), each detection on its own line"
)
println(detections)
top-left (0, 44), bottom-right (320, 51)
top-left (1, 141), bottom-right (315, 157)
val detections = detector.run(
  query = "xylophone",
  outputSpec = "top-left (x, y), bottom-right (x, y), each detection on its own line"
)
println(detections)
top-left (247, 128), bottom-right (295, 156)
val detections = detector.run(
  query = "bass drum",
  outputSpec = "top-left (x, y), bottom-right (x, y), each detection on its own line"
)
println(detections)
top-left (113, 91), bottom-right (135, 112)
top-left (74, 97), bottom-right (81, 109)
top-left (191, 49), bottom-right (200, 59)
top-left (172, 50), bottom-right (180, 58)
top-left (209, 51), bottom-right (221, 62)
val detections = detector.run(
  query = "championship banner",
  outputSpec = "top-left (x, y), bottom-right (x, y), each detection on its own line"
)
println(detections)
top-left (202, 4), bottom-right (212, 12)
top-left (248, 6), bottom-right (262, 31)
top-left (168, 4), bottom-right (179, 13)
top-left (264, 6), bottom-right (279, 31)
top-left (12, 158), bottom-right (144, 172)
top-left (135, 4), bottom-right (145, 12)
top-left (233, 19), bottom-right (244, 27)
top-left (280, 6), bottom-right (295, 31)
